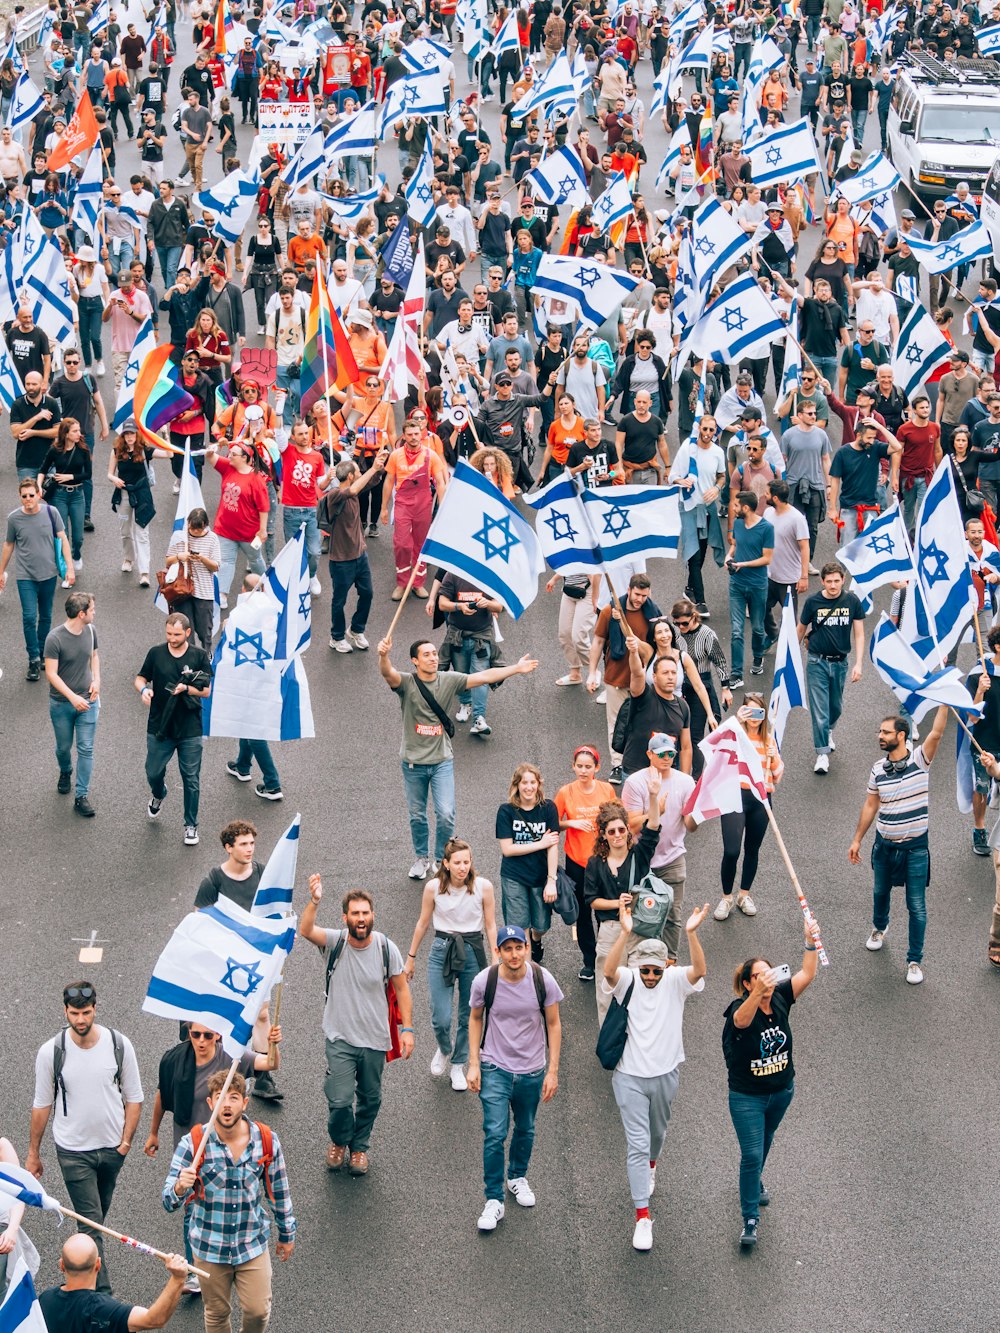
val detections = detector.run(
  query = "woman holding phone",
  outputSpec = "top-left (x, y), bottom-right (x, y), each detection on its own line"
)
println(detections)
top-left (722, 911), bottom-right (823, 1249)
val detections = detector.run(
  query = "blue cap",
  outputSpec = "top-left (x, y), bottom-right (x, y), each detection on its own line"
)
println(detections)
top-left (496, 925), bottom-right (528, 947)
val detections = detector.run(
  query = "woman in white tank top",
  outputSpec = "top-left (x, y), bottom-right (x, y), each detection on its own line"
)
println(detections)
top-left (404, 839), bottom-right (498, 1092)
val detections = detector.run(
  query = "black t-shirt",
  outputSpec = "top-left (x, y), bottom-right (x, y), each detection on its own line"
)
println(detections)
top-left (39, 1285), bottom-right (134, 1332)
top-left (618, 412), bottom-right (664, 466)
top-left (9, 392), bottom-right (61, 470)
top-left (4, 323), bottom-right (51, 377)
top-left (848, 74), bottom-right (873, 107)
top-left (370, 285), bottom-right (403, 318)
top-left (800, 299), bottom-right (847, 358)
top-left (425, 287), bottom-right (468, 337)
top-left (138, 74), bottom-right (165, 111)
top-left (799, 589), bottom-right (866, 657)
top-left (567, 438), bottom-right (614, 487)
top-left (621, 684), bottom-right (692, 776)
top-left (973, 417), bottom-right (1000, 481)
top-left (50, 373), bottom-right (96, 435)
top-left (495, 798), bottom-right (559, 887)
top-left (195, 860), bottom-right (264, 911)
top-left (823, 72), bottom-right (847, 104)
top-left (829, 440), bottom-right (889, 506)
top-left (722, 977), bottom-right (796, 1094)
top-left (137, 642), bottom-right (213, 738)
top-left (440, 573), bottom-right (492, 633)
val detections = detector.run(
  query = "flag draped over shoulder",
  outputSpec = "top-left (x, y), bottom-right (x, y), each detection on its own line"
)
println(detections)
top-left (682, 718), bottom-right (769, 825)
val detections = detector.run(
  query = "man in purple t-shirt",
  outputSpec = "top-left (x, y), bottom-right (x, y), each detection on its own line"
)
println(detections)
top-left (467, 924), bottom-right (563, 1233)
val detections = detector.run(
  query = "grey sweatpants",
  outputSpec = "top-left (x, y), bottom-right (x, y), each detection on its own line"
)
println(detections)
top-left (611, 1066), bottom-right (680, 1208)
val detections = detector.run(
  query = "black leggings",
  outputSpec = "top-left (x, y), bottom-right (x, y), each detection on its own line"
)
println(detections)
top-left (720, 790), bottom-right (770, 896)
top-left (566, 857), bottom-right (596, 968)
top-left (684, 671), bottom-right (720, 777)
top-left (357, 453), bottom-right (385, 528)
top-left (686, 536), bottom-right (710, 603)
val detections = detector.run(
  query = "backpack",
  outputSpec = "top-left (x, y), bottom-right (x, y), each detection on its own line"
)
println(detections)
top-left (53, 1027), bottom-right (124, 1117)
top-left (629, 870), bottom-right (674, 939)
top-left (481, 962), bottom-right (548, 1045)
top-left (187, 1120), bottom-right (275, 1204)
top-left (323, 930), bottom-right (403, 1062)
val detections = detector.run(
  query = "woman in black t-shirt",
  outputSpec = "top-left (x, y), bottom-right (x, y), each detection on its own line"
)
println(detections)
top-left (495, 764), bottom-right (561, 964)
top-left (721, 911), bottom-right (822, 1249)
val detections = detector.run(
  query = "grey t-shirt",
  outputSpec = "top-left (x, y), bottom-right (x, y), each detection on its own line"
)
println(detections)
top-left (764, 504), bottom-right (810, 585)
top-left (5, 504), bottom-right (63, 581)
top-left (394, 671), bottom-right (469, 764)
top-left (322, 929), bottom-right (405, 1051)
top-left (44, 623), bottom-right (97, 700)
top-left (780, 426), bottom-right (832, 489)
top-left (181, 105), bottom-right (210, 143)
top-left (175, 1048), bottom-right (256, 1145)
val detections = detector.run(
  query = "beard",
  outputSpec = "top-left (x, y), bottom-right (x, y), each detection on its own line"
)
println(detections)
top-left (348, 919), bottom-right (372, 941)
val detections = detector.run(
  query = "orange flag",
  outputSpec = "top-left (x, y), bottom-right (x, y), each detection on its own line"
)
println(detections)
top-left (47, 90), bottom-right (99, 171)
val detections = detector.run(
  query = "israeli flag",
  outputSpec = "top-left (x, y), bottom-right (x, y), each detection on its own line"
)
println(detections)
top-left (252, 814), bottom-right (301, 919)
top-left (836, 502), bottom-right (913, 604)
top-left (532, 255), bottom-right (642, 329)
top-left (892, 301), bottom-right (953, 399)
top-left (740, 56), bottom-right (767, 146)
top-left (671, 231), bottom-right (700, 335)
top-left (70, 144), bottom-right (104, 239)
top-left (0, 1162), bottom-right (62, 1214)
top-left (458, 0), bottom-right (487, 61)
top-left (1, 209), bottom-right (75, 341)
top-left (37, 9), bottom-right (55, 48)
top-left (405, 136), bottom-right (437, 228)
top-left (680, 271), bottom-right (786, 365)
top-left (324, 101), bottom-right (379, 161)
top-left (380, 68), bottom-right (447, 138)
top-left (155, 442), bottom-right (219, 633)
top-left (526, 472), bottom-right (681, 572)
top-left (422, 459), bottom-right (544, 618)
top-left (324, 178), bottom-right (386, 225)
top-left (746, 117), bottom-right (823, 188)
top-left (689, 195), bottom-right (753, 294)
top-left (670, 0), bottom-right (706, 38)
top-left (279, 121), bottom-right (327, 189)
top-left (872, 2), bottom-right (906, 47)
top-left (781, 296), bottom-right (802, 396)
top-left (400, 36), bottom-right (453, 73)
top-left (490, 10), bottom-right (520, 56)
top-left (835, 151), bottom-right (901, 205)
top-left (655, 123), bottom-right (692, 193)
top-left (195, 167), bottom-right (260, 245)
top-left (870, 613), bottom-right (982, 723)
top-left (768, 591), bottom-right (808, 751)
top-left (143, 895), bottom-right (297, 1059)
top-left (113, 317), bottom-right (155, 431)
top-left (0, 1259), bottom-right (47, 1333)
top-left (977, 21), bottom-right (1000, 55)
top-left (755, 33), bottom-right (788, 70)
top-left (901, 460), bottom-right (978, 661)
top-left (591, 171), bottom-right (634, 236)
top-left (510, 54), bottom-right (583, 120)
top-left (526, 145), bottom-right (591, 208)
top-left (6, 70), bottom-right (43, 130)
top-left (0, 338), bottom-right (23, 411)
top-left (907, 222), bottom-right (993, 276)
top-left (88, 0), bottom-right (109, 37)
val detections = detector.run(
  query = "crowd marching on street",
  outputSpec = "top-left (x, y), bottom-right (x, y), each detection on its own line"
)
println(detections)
top-left (3, 0), bottom-right (1000, 1323)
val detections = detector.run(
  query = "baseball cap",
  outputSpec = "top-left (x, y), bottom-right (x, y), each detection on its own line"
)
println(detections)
top-left (648, 732), bottom-right (677, 756)
top-left (496, 924), bottom-right (527, 946)
top-left (951, 349), bottom-right (971, 363)
top-left (121, 417), bottom-right (137, 432)
top-left (494, 373), bottom-right (513, 386)
top-left (632, 938), bottom-right (669, 964)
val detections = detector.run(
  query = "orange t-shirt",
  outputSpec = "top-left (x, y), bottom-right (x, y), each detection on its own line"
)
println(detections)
top-left (287, 233), bottom-right (327, 271)
top-left (347, 328), bottom-right (388, 373)
top-left (385, 444), bottom-right (447, 492)
top-left (547, 415), bottom-right (587, 464)
top-left (555, 780), bottom-right (618, 868)
top-left (826, 214), bottom-right (860, 267)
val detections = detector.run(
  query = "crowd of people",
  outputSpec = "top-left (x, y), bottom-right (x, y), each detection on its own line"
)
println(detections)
top-left (3, 0), bottom-right (1000, 1324)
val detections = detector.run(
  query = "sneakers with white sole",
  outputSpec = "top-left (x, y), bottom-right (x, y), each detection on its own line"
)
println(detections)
top-left (346, 630), bottom-right (369, 650)
top-left (736, 893), bottom-right (757, 916)
top-left (632, 1217), bottom-right (653, 1251)
top-left (470, 716), bottom-right (492, 737)
top-left (456, 703), bottom-right (472, 723)
top-left (906, 962), bottom-right (924, 984)
top-left (814, 753), bottom-right (830, 774)
top-left (478, 1199), bottom-right (505, 1232)
top-left (713, 897), bottom-right (733, 921)
top-left (330, 637), bottom-right (353, 653)
top-left (430, 1048), bottom-right (450, 1077)
top-left (408, 857), bottom-right (431, 879)
top-left (506, 1177), bottom-right (536, 1207)
top-left (450, 1064), bottom-right (468, 1091)
top-left (309, 576), bottom-right (322, 596)
top-left (865, 928), bottom-right (885, 951)
top-left (183, 825), bottom-right (199, 846)
top-left (649, 1164), bottom-right (656, 1196)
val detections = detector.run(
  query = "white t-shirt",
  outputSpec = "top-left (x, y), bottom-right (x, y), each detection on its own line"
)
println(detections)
top-left (621, 767), bottom-right (696, 866)
top-left (605, 964), bottom-right (704, 1077)
top-left (33, 1027), bottom-right (144, 1151)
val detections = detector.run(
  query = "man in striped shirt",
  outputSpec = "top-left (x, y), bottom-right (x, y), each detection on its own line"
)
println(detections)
top-left (847, 707), bottom-right (948, 986)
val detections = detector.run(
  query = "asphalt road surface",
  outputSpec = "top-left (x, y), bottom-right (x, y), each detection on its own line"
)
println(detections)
top-left (0, 21), bottom-right (996, 1333)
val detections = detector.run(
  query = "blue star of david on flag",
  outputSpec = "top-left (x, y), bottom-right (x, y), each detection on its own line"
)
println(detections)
top-left (858, 175), bottom-right (875, 191)
top-left (939, 244), bottom-right (961, 264)
top-left (403, 83), bottom-right (418, 104)
top-left (602, 504), bottom-right (632, 539)
top-left (904, 343), bottom-right (924, 365)
top-left (232, 627), bottom-right (273, 669)
top-left (544, 508), bottom-right (578, 542)
top-left (123, 361), bottom-right (138, 389)
top-left (577, 266), bottom-right (600, 289)
top-left (764, 145), bottom-right (782, 166)
top-left (867, 531), bottom-right (896, 556)
top-left (473, 511), bottom-right (521, 562)
top-left (221, 957), bottom-right (264, 997)
top-left (720, 305), bottom-right (747, 333)
top-left (23, 232), bottom-right (35, 257)
top-left (298, 591), bottom-right (311, 617)
top-left (558, 175), bottom-right (577, 194)
top-left (920, 539), bottom-right (950, 586)
top-left (694, 236), bottom-right (717, 256)
top-left (415, 183), bottom-right (432, 203)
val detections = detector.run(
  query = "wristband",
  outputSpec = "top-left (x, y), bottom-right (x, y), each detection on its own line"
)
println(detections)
top-left (399, 1026), bottom-right (414, 1033)
top-left (407, 953), bottom-right (416, 959)
top-left (804, 944), bottom-right (817, 951)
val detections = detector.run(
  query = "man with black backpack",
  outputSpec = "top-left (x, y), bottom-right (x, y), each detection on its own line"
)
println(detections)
top-left (466, 924), bottom-right (563, 1234)
top-left (26, 981), bottom-right (144, 1293)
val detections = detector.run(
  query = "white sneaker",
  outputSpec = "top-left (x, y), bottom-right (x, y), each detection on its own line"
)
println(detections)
top-left (814, 753), bottom-right (830, 774)
top-left (595, 689), bottom-right (607, 704)
top-left (73, 558), bottom-right (83, 570)
top-left (829, 734), bottom-right (837, 752)
top-left (427, 860), bottom-right (440, 878)
top-left (95, 359), bottom-right (106, 376)
top-left (632, 1217), bottom-right (653, 1251)
top-left (172, 478), bottom-right (181, 494)
top-left (182, 1274), bottom-right (201, 1296)
top-left (470, 716), bottom-right (492, 736)
top-left (865, 928), bottom-right (885, 951)
top-left (346, 630), bottom-right (369, 650)
top-left (219, 592), bottom-right (228, 609)
top-left (121, 560), bottom-right (133, 573)
top-left (478, 1199), bottom-right (505, 1232)
top-left (430, 1048), bottom-right (450, 1077)
top-left (736, 893), bottom-right (757, 917)
top-left (330, 637), bottom-right (353, 653)
top-left (906, 962), bottom-right (924, 984)
top-left (309, 576), bottom-right (322, 596)
top-left (649, 1164), bottom-right (656, 1196)
top-left (713, 897), bottom-right (733, 921)
top-left (408, 857), bottom-right (430, 879)
top-left (450, 1063), bottom-right (468, 1091)
top-left (456, 703), bottom-right (472, 723)
top-left (506, 1177), bottom-right (536, 1207)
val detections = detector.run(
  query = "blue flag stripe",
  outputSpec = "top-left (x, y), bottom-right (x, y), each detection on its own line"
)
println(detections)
top-left (145, 978), bottom-right (253, 1049)
top-left (198, 904), bottom-right (296, 955)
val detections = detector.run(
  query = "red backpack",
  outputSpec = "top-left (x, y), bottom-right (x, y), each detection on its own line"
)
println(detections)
top-left (187, 1121), bottom-right (276, 1205)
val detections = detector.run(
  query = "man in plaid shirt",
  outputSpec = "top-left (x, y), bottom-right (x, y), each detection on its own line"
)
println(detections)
top-left (163, 1070), bottom-right (295, 1331)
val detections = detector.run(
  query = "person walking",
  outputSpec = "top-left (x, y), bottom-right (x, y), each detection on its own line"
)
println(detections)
top-left (163, 1070), bottom-right (295, 1328)
top-left (554, 746), bottom-right (618, 981)
top-left (164, 507), bottom-right (220, 653)
top-left (495, 763), bottom-right (561, 964)
top-left (603, 896), bottom-right (709, 1251)
top-left (26, 981), bottom-right (144, 1294)
top-left (0, 476), bottom-right (74, 681)
top-left (108, 420), bottom-right (155, 588)
top-left (403, 838), bottom-right (499, 1092)
top-left (466, 924), bottom-right (563, 1233)
top-left (848, 707), bottom-right (949, 985)
top-left (726, 490), bottom-right (774, 689)
top-left (134, 612), bottom-right (213, 847)
top-left (438, 573), bottom-right (504, 739)
top-left (586, 572), bottom-right (661, 784)
top-left (205, 439), bottom-right (269, 607)
top-left (43, 590), bottom-right (100, 818)
top-left (723, 912), bottom-right (823, 1249)
top-left (299, 883), bottom-right (413, 1177)
top-left (324, 452), bottom-right (387, 654)
top-left (37, 418), bottom-right (92, 583)
top-left (797, 561), bottom-right (865, 774)
top-left (379, 419), bottom-right (449, 601)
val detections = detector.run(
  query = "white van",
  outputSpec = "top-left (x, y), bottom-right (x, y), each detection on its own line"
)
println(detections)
top-left (888, 53), bottom-right (1000, 203)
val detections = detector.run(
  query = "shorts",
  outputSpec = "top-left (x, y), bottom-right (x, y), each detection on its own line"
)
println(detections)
top-left (500, 874), bottom-right (552, 935)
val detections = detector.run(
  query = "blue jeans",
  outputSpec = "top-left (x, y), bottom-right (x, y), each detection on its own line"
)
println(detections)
top-left (218, 536), bottom-right (265, 599)
top-left (808, 354), bottom-right (840, 386)
top-left (156, 244), bottom-right (182, 288)
top-left (427, 936), bottom-right (480, 1065)
top-left (479, 1063), bottom-right (545, 1201)
top-left (806, 14), bottom-right (821, 47)
top-left (108, 239), bottom-right (135, 279)
top-left (329, 554), bottom-right (373, 639)
top-left (16, 576), bottom-right (56, 660)
top-left (145, 733), bottom-right (204, 826)
top-left (50, 696), bottom-right (100, 797)
top-left (235, 738), bottom-right (281, 791)
top-left (872, 832), bottom-right (928, 964)
top-left (851, 110), bottom-right (868, 144)
top-left (807, 654), bottom-right (847, 753)
top-left (276, 364), bottom-right (301, 426)
top-left (728, 1083), bottom-right (795, 1220)
top-left (729, 576), bottom-right (767, 676)
top-left (78, 296), bottom-right (104, 365)
top-left (282, 504), bottom-right (321, 576)
top-left (401, 759), bottom-right (455, 861)
top-left (53, 486), bottom-right (86, 561)
top-left (480, 252), bottom-right (507, 283)
top-left (450, 636), bottom-right (490, 719)
top-left (901, 477), bottom-right (926, 531)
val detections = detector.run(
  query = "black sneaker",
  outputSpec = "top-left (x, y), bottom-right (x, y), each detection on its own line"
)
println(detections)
top-left (147, 793), bottom-right (165, 819)
top-left (530, 939), bottom-right (544, 965)
top-left (74, 796), bottom-right (96, 818)
top-left (973, 827), bottom-right (990, 856)
top-left (740, 1217), bottom-right (759, 1248)
top-left (578, 964), bottom-right (595, 982)
top-left (255, 783), bottom-right (284, 801)
top-left (759, 1181), bottom-right (769, 1207)
top-left (83, 516), bottom-right (95, 533)
top-left (609, 764), bottom-right (623, 785)
top-left (226, 761), bottom-right (252, 782)
top-left (26, 658), bottom-right (40, 681)
top-left (57, 770), bottom-right (72, 795)
top-left (750, 659), bottom-right (764, 676)
top-left (367, 523), bottom-right (379, 538)
top-left (696, 602), bottom-right (710, 619)
top-left (252, 1070), bottom-right (284, 1102)
top-left (729, 675), bottom-right (744, 690)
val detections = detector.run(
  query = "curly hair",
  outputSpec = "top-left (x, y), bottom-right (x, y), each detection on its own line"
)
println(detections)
top-left (592, 800), bottom-right (633, 862)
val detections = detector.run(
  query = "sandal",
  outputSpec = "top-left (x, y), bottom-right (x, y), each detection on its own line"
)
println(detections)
top-left (555, 674), bottom-right (582, 686)
top-left (990, 947), bottom-right (1000, 968)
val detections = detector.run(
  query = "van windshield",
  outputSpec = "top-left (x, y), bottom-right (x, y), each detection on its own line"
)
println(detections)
top-left (920, 106), bottom-right (1000, 143)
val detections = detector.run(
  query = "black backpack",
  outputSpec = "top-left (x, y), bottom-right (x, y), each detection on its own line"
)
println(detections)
top-left (52, 1027), bottom-right (125, 1117)
top-left (481, 962), bottom-right (548, 1044)
top-left (324, 929), bottom-right (392, 997)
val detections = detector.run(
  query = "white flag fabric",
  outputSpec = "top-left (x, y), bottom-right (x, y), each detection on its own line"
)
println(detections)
top-left (6, 70), bottom-right (43, 129)
top-left (655, 123), bottom-right (692, 192)
top-left (509, 54), bottom-right (582, 119)
top-left (422, 460), bottom-right (543, 618)
top-left (195, 167), bottom-right (261, 245)
top-left (0, 338), bottom-right (24, 411)
top-left (143, 895), bottom-right (297, 1058)
top-left (591, 171), bottom-right (634, 235)
top-left (69, 142), bottom-right (104, 238)
top-left (490, 10), bottom-right (520, 55)
top-left (252, 814), bottom-right (300, 919)
top-left (380, 68), bottom-right (446, 137)
top-left (323, 101), bottom-right (379, 161)
top-left (901, 460), bottom-right (978, 661)
top-left (781, 296), bottom-right (802, 396)
top-left (689, 195), bottom-right (753, 293)
top-left (532, 255), bottom-right (642, 328)
top-left (0, 1162), bottom-right (62, 1214)
top-left (746, 117), bottom-right (823, 187)
top-left (680, 271), bottom-right (786, 363)
top-left (891, 300), bottom-right (953, 398)
top-left (399, 36), bottom-right (453, 73)
top-left (837, 502), bottom-right (913, 603)
top-left (0, 1258), bottom-right (47, 1333)
top-left (682, 718), bottom-right (769, 825)
top-left (906, 221), bottom-right (993, 276)
top-left (768, 591), bottom-right (808, 751)
top-left (526, 145), bottom-right (591, 208)
top-left (834, 151), bottom-right (901, 205)
top-left (404, 136), bottom-right (437, 228)
top-left (977, 21), bottom-right (1000, 54)
top-left (0, 209), bottom-right (75, 340)
top-left (870, 613), bottom-right (983, 723)
top-left (525, 472), bottom-right (681, 573)
top-left (279, 122), bottom-right (326, 188)
top-left (113, 318), bottom-right (155, 430)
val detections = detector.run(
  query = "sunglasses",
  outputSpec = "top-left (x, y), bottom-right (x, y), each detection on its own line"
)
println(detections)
top-left (606, 825), bottom-right (628, 835)
top-left (189, 1030), bottom-right (215, 1041)
top-left (652, 749), bottom-right (676, 759)
top-left (64, 985), bottom-right (96, 1004)
top-left (639, 966), bottom-right (664, 976)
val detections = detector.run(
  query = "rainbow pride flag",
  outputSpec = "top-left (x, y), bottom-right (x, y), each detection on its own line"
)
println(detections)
top-left (133, 344), bottom-right (196, 450)
top-left (694, 107), bottom-right (714, 182)
top-left (299, 262), bottom-right (358, 417)
top-left (214, 0), bottom-right (233, 54)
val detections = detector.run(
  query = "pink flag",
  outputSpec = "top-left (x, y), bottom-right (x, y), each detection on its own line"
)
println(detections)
top-left (682, 719), bottom-right (768, 826)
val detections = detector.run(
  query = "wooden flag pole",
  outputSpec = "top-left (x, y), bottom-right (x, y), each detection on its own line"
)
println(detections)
top-left (763, 803), bottom-right (829, 966)
top-left (54, 1206), bottom-right (211, 1279)
top-left (188, 1056), bottom-right (241, 1173)
top-left (384, 560), bottom-right (423, 639)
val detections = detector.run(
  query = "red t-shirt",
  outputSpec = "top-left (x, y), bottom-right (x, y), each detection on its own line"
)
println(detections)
top-left (897, 421), bottom-right (940, 483)
top-left (213, 459), bottom-right (270, 542)
top-left (280, 446), bottom-right (326, 507)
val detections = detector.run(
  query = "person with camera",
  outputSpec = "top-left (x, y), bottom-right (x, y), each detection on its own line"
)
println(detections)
top-left (134, 612), bottom-right (213, 847)
top-left (723, 911), bottom-right (823, 1250)
top-left (602, 895), bottom-right (709, 1251)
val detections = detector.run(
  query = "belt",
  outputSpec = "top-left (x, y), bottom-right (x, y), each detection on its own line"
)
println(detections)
top-left (61, 483), bottom-right (82, 491)
top-left (809, 652), bottom-right (846, 662)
